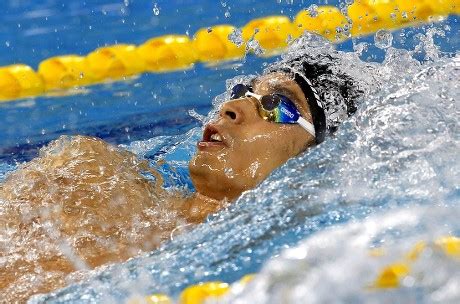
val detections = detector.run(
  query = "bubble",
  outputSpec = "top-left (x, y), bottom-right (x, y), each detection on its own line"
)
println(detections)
top-left (374, 29), bottom-right (393, 49)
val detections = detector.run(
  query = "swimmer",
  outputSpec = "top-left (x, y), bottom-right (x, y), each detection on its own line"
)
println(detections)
top-left (0, 51), bottom-right (362, 301)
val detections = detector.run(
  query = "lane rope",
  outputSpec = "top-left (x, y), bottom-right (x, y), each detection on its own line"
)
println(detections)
top-left (0, 0), bottom-right (458, 101)
top-left (126, 236), bottom-right (460, 303)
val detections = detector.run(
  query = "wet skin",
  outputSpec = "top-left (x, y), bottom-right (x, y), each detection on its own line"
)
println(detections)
top-left (189, 72), bottom-right (315, 202)
top-left (0, 72), bottom-right (315, 301)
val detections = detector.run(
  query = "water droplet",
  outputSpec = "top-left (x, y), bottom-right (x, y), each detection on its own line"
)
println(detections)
top-left (228, 28), bottom-right (244, 47)
top-left (188, 109), bottom-right (206, 124)
top-left (153, 3), bottom-right (160, 16)
top-left (224, 11), bottom-right (231, 18)
top-left (224, 168), bottom-right (234, 178)
top-left (5, 41), bottom-right (10, 47)
top-left (307, 4), bottom-right (319, 17)
top-left (374, 29), bottom-right (393, 49)
top-left (207, 27), bottom-right (212, 33)
top-left (124, 0), bottom-right (129, 7)
top-left (41, 129), bottom-right (46, 135)
top-left (246, 31), bottom-right (264, 56)
top-left (353, 42), bottom-right (368, 56)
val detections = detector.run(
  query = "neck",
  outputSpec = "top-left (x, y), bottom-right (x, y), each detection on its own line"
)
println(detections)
top-left (183, 193), bottom-right (227, 224)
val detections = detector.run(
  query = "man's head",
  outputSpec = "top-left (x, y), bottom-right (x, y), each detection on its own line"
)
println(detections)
top-left (189, 72), bottom-right (314, 201)
top-left (189, 52), bottom-right (363, 201)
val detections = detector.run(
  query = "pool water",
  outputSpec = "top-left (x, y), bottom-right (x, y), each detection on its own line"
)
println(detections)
top-left (0, 0), bottom-right (459, 303)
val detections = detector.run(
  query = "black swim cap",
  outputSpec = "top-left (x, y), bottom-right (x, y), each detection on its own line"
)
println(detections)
top-left (265, 37), bottom-right (363, 143)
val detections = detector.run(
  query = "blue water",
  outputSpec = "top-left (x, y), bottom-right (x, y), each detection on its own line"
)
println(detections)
top-left (1, 1), bottom-right (457, 163)
top-left (0, 0), bottom-right (459, 303)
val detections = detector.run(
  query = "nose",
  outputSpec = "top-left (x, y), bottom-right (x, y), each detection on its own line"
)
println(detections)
top-left (219, 99), bottom-right (247, 124)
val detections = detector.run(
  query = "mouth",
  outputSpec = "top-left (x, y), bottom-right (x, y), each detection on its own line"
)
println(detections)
top-left (198, 124), bottom-right (227, 150)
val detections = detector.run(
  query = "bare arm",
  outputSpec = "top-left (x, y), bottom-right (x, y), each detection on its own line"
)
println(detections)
top-left (0, 135), bottom-right (192, 301)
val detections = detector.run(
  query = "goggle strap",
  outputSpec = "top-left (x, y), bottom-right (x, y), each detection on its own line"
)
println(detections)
top-left (297, 116), bottom-right (316, 137)
top-left (289, 69), bottom-right (327, 143)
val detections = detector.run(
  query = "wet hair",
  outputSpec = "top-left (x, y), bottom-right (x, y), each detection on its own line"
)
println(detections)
top-left (266, 51), bottom-right (364, 143)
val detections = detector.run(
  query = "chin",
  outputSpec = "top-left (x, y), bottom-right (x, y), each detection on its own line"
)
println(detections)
top-left (189, 154), bottom-right (244, 201)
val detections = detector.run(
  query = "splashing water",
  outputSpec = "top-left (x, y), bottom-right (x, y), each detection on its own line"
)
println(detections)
top-left (228, 28), bottom-right (244, 47)
top-left (374, 29), bottom-right (393, 49)
top-left (21, 27), bottom-right (459, 303)
top-left (246, 34), bottom-right (265, 57)
top-left (224, 205), bottom-right (460, 303)
top-left (306, 4), bottom-right (319, 18)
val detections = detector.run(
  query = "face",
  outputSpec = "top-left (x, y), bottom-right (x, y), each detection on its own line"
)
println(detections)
top-left (189, 72), bottom-right (316, 201)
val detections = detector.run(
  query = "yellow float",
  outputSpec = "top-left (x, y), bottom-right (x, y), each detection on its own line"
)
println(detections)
top-left (242, 15), bottom-right (294, 53)
top-left (294, 6), bottom-right (349, 41)
top-left (38, 55), bottom-right (93, 90)
top-left (373, 262), bottom-right (410, 288)
top-left (371, 235), bottom-right (460, 289)
top-left (137, 35), bottom-right (197, 72)
top-left (426, 0), bottom-right (460, 15)
top-left (0, 64), bottom-right (44, 101)
top-left (435, 236), bottom-right (460, 257)
top-left (86, 44), bottom-right (145, 81)
top-left (179, 281), bottom-right (229, 304)
top-left (193, 25), bottom-right (245, 62)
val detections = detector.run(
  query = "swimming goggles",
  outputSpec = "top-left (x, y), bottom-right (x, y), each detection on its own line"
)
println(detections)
top-left (230, 84), bottom-right (316, 137)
